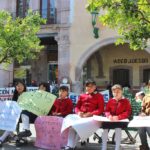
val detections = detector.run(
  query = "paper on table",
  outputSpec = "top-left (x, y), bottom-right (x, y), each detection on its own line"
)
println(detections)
top-left (61, 114), bottom-right (101, 141)
top-left (128, 116), bottom-right (150, 127)
top-left (73, 117), bottom-right (101, 140)
top-left (93, 115), bottom-right (129, 122)
top-left (61, 114), bottom-right (81, 132)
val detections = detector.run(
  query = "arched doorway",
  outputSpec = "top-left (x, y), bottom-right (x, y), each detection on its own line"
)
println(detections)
top-left (73, 38), bottom-right (150, 93)
top-left (75, 37), bottom-right (117, 81)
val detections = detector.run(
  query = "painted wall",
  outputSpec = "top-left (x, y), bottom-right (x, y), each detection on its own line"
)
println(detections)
top-left (69, 0), bottom-right (150, 92)
top-left (0, 0), bottom-right (18, 12)
top-left (69, 0), bottom-right (118, 82)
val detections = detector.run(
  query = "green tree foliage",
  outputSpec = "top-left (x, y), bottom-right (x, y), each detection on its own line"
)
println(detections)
top-left (86, 0), bottom-right (150, 50)
top-left (0, 10), bottom-right (46, 65)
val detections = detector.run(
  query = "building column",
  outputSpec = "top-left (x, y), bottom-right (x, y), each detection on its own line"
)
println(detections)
top-left (55, 27), bottom-right (70, 83)
top-left (55, 0), bottom-right (71, 84)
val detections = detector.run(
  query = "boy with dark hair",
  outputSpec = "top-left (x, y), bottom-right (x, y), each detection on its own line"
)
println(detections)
top-left (75, 79), bottom-right (104, 118)
top-left (51, 85), bottom-right (73, 117)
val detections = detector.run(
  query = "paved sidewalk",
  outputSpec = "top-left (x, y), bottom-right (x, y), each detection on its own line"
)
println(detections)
top-left (1, 126), bottom-right (149, 150)
top-left (1, 134), bottom-right (141, 150)
top-left (1, 140), bottom-right (140, 150)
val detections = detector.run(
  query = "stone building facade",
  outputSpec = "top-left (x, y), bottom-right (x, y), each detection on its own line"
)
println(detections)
top-left (0, 0), bottom-right (150, 93)
top-left (0, 0), bottom-right (71, 87)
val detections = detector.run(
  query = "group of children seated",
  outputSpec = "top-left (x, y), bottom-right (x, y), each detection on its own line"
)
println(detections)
top-left (0, 81), bottom-right (73, 147)
top-left (0, 79), bottom-right (149, 150)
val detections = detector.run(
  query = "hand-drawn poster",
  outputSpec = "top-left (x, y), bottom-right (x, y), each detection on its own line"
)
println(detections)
top-left (34, 116), bottom-right (68, 150)
top-left (18, 90), bottom-right (56, 116)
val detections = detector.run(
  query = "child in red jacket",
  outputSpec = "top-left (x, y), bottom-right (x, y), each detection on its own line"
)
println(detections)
top-left (62, 79), bottom-right (104, 150)
top-left (51, 86), bottom-right (73, 117)
top-left (102, 84), bottom-right (131, 150)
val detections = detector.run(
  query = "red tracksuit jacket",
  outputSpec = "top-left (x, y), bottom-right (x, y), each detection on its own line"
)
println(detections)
top-left (75, 92), bottom-right (104, 115)
top-left (51, 98), bottom-right (73, 117)
top-left (105, 97), bottom-right (131, 120)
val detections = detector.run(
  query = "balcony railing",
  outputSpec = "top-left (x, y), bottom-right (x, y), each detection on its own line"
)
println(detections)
top-left (40, 8), bottom-right (57, 24)
top-left (11, 8), bottom-right (57, 24)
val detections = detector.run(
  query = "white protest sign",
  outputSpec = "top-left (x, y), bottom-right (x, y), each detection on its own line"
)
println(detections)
top-left (0, 87), bottom-right (14, 101)
top-left (0, 101), bottom-right (22, 131)
top-left (0, 87), bottom-right (38, 101)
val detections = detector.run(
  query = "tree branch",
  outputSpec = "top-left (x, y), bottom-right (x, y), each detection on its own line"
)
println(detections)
top-left (0, 54), bottom-right (9, 64)
top-left (135, 9), bottom-right (150, 24)
top-left (111, 2), bottom-right (150, 24)
top-left (0, 48), bottom-right (13, 64)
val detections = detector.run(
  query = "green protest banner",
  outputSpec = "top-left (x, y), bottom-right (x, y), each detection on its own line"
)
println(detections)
top-left (18, 90), bottom-right (56, 116)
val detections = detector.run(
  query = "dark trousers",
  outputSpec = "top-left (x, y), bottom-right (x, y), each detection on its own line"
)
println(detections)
top-left (139, 127), bottom-right (150, 147)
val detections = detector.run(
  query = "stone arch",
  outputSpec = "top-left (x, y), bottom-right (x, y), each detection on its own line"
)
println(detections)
top-left (75, 37), bottom-right (118, 81)
top-left (75, 37), bottom-right (150, 81)
top-left (73, 37), bottom-right (150, 93)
